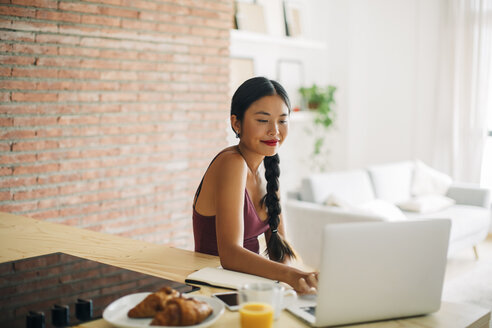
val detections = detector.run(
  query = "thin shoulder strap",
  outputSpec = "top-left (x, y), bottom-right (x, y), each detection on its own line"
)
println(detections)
top-left (193, 148), bottom-right (235, 209)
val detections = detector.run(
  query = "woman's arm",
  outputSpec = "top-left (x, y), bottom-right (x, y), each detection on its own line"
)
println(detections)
top-left (213, 153), bottom-right (317, 293)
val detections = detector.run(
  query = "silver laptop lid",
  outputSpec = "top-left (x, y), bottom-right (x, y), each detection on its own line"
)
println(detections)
top-left (315, 219), bottom-right (451, 327)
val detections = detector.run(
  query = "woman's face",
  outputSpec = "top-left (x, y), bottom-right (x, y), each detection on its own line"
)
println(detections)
top-left (234, 95), bottom-right (289, 157)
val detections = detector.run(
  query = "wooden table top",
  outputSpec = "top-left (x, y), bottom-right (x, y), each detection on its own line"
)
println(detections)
top-left (1, 212), bottom-right (490, 328)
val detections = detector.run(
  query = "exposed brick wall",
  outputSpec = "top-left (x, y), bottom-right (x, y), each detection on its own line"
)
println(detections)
top-left (0, 0), bottom-right (232, 249)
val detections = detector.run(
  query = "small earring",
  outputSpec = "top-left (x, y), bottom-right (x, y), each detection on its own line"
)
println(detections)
top-left (235, 132), bottom-right (240, 138)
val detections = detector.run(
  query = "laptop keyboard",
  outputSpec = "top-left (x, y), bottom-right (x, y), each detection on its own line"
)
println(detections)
top-left (302, 306), bottom-right (316, 315)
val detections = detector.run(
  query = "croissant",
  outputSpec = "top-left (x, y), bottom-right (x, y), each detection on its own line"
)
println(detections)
top-left (150, 297), bottom-right (213, 326)
top-left (128, 287), bottom-right (180, 318)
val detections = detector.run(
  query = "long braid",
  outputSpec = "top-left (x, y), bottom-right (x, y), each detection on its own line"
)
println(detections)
top-left (261, 154), bottom-right (296, 262)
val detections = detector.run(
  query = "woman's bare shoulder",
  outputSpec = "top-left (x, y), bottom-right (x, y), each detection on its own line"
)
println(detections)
top-left (212, 146), bottom-right (247, 173)
top-left (202, 147), bottom-right (247, 202)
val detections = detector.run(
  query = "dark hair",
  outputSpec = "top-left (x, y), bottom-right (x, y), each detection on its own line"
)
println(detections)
top-left (231, 76), bottom-right (295, 262)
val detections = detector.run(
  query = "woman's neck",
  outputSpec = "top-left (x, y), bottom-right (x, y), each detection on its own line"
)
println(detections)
top-left (237, 143), bottom-right (263, 175)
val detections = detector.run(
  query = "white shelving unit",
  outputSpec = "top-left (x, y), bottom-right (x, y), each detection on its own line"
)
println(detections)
top-left (290, 110), bottom-right (314, 121)
top-left (229, 3), bottom-right (331, 193)
top-left (229, 28), bottom-right (328, 111)
top-left (230, 29), bottom-right (327, 50)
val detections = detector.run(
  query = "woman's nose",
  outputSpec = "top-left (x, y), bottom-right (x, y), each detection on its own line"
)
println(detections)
top-left (268, 122), bottom-right (279, 136)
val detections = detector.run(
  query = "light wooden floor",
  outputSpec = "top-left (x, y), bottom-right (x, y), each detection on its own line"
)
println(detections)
top-left (445, 234), bottom-right (492, 282)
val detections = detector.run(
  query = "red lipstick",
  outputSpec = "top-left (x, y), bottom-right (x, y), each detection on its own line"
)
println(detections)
top-left (261, 139), bottom-right (278, 146)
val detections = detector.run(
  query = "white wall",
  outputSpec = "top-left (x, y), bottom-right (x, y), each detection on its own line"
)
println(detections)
top-left (310, 0), bottom-right (442, 170)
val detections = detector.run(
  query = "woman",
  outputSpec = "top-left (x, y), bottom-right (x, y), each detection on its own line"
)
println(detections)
top-left (192, 77), bottom-right (317, 293)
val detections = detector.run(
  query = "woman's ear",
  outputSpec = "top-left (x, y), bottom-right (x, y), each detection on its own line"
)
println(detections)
top-left (231, 115), bottom-right (241, 136)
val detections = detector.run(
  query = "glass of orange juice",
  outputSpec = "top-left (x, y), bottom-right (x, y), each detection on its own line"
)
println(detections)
top-left (238, 282), bottom-right (297, 324)
top-left (239, 302), bottom-right (274, 328)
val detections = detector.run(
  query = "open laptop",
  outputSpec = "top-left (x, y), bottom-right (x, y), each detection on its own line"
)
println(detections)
top-left (287, 219), bottom-right (451, 327)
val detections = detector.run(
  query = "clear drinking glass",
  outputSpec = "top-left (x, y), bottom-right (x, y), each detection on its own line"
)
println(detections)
top-left (238, 282), bottom-right (297, 321)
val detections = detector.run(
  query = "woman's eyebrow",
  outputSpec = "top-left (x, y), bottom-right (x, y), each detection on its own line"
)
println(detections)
top-left (254, 111), bottom-right (289, 117)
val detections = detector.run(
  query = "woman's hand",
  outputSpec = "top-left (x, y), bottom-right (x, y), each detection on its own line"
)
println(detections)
top-left (287, 270), bottom-right (318, 294)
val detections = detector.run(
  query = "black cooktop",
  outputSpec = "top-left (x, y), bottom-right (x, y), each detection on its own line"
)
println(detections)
top-left (0, 252), bottom-right (199, 328)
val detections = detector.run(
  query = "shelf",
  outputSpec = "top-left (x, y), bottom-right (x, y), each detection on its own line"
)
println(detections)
top-left (230, 29), bottom-right (327, 50)
top-left (290, 111), bottom-right (315, 122)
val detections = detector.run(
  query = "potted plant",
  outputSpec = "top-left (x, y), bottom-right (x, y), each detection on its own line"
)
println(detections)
top-left (298, 84), bottom-right (337, 171)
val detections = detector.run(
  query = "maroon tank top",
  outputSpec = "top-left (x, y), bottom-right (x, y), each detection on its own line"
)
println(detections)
top-left (193, 189), bottom-right (269, 256)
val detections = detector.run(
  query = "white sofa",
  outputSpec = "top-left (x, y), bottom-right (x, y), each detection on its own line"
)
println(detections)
top-left (285, 161), bottom-right (491, 268)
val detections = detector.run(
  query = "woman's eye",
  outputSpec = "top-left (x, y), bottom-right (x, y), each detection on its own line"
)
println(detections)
top-left (280, 120), bottom-right (288, 124)
top-left (257, 119), bottom-right (268, 123)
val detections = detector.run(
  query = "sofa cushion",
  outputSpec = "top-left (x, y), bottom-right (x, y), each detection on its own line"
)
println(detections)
top-left (397, 195), bottom-right (456, 213)
top-left (323, 194), bottom-right (354, 208)
top-left (404, 205), bottom-right (491, 242)
top-left (354, 199), bottom-right (407, 221)
top-left (411, 160), bottom-right (453, 196)
top-left (367, 161), bottom-right (414, 204)
top-left (300, 169), bottom-right (375, 205)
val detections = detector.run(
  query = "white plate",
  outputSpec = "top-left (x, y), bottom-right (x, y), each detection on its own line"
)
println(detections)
top-left (103, 293), bottom-right (225, 328)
